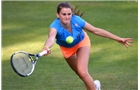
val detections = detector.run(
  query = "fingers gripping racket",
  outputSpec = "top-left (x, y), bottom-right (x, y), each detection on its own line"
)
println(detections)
top-left (10, 51), bottom-right (47, 77)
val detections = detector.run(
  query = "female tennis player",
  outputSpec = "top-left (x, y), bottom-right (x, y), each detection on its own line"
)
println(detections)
top-left (42, 2), bottom-right (133, 90)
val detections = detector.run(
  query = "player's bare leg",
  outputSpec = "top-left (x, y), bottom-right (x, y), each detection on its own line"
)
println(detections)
top-left (65, 46), bottom-right (96, 90)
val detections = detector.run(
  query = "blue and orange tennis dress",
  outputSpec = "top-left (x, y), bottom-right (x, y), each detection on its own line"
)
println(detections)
top-left (50, 15), bottom-right (91, 58)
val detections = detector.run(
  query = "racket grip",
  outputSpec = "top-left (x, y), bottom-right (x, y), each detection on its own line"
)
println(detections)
top-left (38, 50), bottom-right (47, 56)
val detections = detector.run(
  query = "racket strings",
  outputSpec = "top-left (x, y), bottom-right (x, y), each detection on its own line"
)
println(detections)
top-left (12, 53), bottom-right (33, 75)
top-left (19, 57), bottom-right (30, 73)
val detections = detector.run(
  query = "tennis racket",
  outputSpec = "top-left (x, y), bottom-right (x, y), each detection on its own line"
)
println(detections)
top-left (10, 50), bottom-right (47, 77)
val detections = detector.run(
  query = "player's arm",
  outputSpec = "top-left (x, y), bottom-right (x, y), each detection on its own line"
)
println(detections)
top-left (43, 28), bottom-right (57, 54)
top-left (83, 22), bottom-right (133, 48)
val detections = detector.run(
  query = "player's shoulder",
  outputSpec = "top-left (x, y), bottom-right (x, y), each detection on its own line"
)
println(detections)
top-left (72, 15), bottom-right (86, 28)
top-left (50, 18), bottom-right (60, 28)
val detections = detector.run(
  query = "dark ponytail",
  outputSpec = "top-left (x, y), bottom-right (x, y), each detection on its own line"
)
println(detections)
top-left (73, 6), bottom-right (84, 17)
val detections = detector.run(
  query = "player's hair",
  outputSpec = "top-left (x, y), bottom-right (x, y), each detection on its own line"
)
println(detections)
top-left (57, 2), bottom-right (84, 17)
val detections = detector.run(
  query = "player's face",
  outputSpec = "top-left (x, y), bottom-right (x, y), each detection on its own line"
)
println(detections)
top-left (57, 8), bottom-right (72, 25)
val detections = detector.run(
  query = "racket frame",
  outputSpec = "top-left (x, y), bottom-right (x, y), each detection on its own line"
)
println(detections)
top-left (10, 51), bottom-right (39, 77)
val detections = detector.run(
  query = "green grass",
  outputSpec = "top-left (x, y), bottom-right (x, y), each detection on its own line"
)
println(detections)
top-left (2, 1), bottom-right (138, 90)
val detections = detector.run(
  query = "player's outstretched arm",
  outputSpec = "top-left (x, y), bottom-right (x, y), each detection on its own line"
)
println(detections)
top-left (84, 22), bottom-right (134, 48)
top-left (43, 28), bottom-right (57, 55)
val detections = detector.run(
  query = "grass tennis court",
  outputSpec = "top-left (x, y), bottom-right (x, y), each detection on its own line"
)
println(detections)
top-left (2, 1), bottom-right (138, 90)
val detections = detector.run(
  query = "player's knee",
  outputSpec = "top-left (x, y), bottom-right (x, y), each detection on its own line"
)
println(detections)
top-left (77, 70), bottom-right (89, 79)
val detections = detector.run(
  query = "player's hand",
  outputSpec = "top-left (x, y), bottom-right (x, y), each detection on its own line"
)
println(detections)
top-left (43, 46), bottom-right (51, 56)
top-left (117, 38), bottom-right (134, 48)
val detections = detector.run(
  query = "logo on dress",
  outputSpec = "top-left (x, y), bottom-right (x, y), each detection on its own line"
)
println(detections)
top-left (75, 23), bottom-right (78, 27)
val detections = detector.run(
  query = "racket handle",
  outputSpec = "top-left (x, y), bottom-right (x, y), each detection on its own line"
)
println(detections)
top-left (38, 50), bottom-right (47, 56)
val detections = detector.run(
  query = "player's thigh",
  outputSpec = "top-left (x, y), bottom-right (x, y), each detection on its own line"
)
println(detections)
top-left (64, 55), bottom-right (78, 74)
top-left (76, 46), bottom-right (90, 70)
top-left (64, 46), bottom-right (90, 73)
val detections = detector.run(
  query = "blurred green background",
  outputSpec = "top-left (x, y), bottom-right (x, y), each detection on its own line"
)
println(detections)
top-left (2, 1), bottom-right (138, 90)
